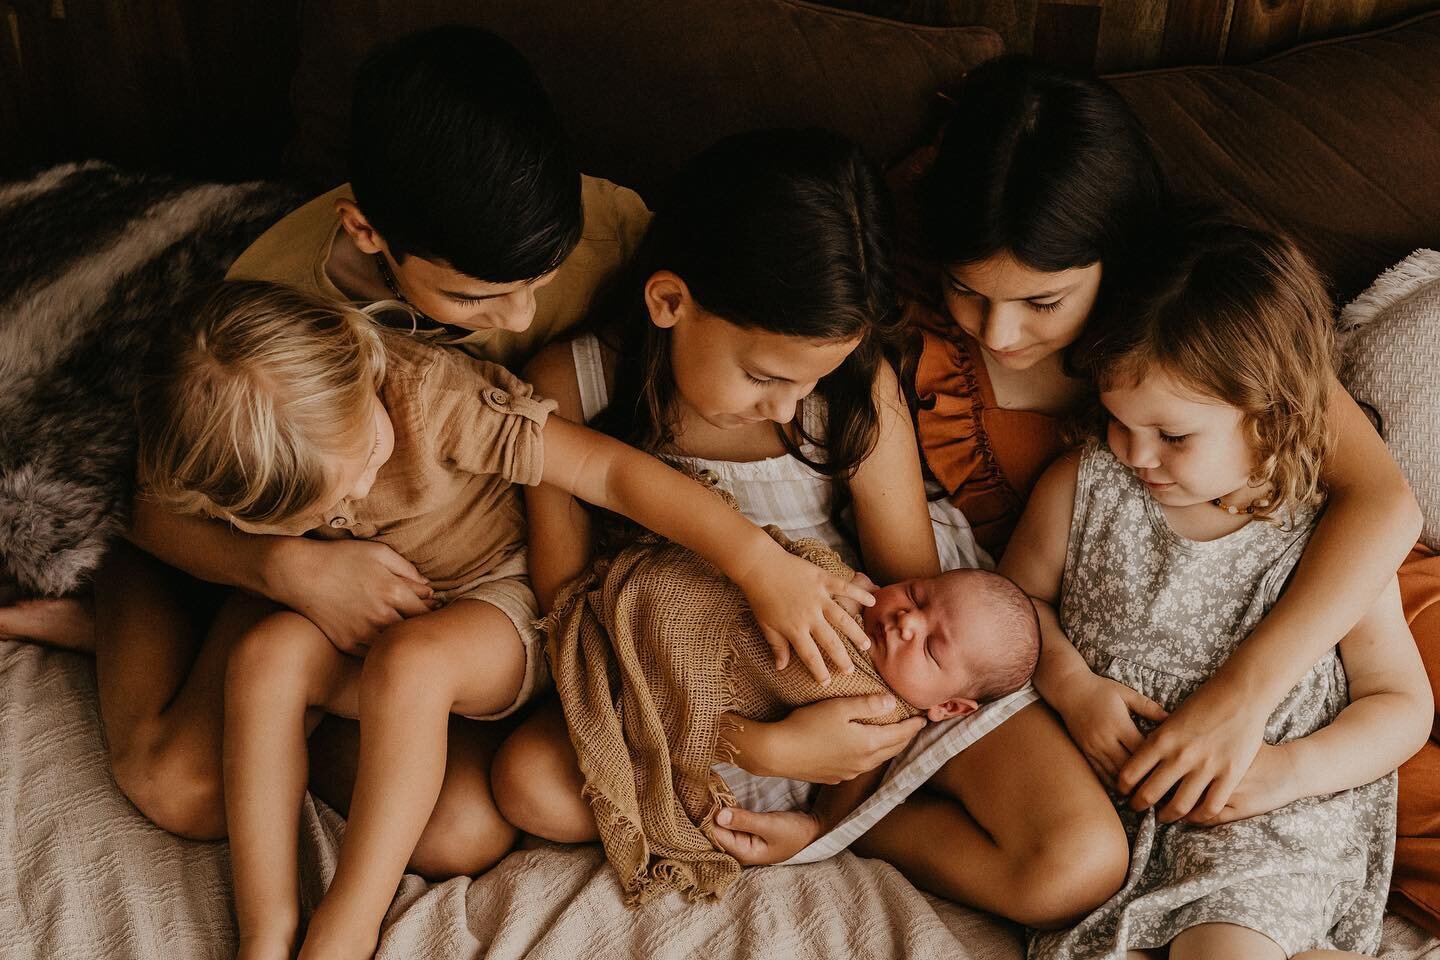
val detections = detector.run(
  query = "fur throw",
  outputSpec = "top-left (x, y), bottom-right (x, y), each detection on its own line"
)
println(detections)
top-left (0, 163), bottom-right (299, 598)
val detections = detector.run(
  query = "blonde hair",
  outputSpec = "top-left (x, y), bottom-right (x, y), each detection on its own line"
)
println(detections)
top-left (136, 280), bottom-right (387, 527)
top-left (1073, 215), bottom-right (1336, 518)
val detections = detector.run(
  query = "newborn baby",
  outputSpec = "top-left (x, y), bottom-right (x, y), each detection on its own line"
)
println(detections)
top-left (713, 567), bottom-right (1039, 857)
top-left (857, 567), bottom-right (1040, 719)
top-left (550, 522), bottom-right (1042, 902)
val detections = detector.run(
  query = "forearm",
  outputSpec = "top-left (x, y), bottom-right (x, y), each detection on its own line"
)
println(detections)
top-left (1219, 383), bottom-right (1424, 710)
top-left (567, 432), bottom-right (778, 585)
top-left (523, 487), bottom-right (596, 614)
top-left (1215, 499), bottom-right (1420, 711)
top-left (1283, 689), bottom-right (1432, 799)
top-left (811, 764), bottom-right (886, 831)
top-left (719, 713), bottom-right (782, 778)
top-left (1032, 599), bottom-right (1092, 709)
top-left (127, 499), bottom-right (289, 596)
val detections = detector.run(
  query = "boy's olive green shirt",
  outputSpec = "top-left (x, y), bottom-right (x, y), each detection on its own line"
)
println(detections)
top-left (226, 175), bottom-right (651, 371)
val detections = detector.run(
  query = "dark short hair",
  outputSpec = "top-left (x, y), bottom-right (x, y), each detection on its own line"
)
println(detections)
top-left (922, 55), bottom-right (1164, 277)
top-left (348, 25), bottom-right (582, 283)
top-left (957, 569), bottom-right (1040, 703)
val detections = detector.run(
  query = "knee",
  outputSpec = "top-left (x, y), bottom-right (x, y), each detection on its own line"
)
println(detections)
top-left (408, 788), bottom-right (517, 881)
top-left (224, 612), bottom-right (317, 702)
top-left (360, 624), bottom-right (452, 706)
top-left (110, 736), bottom-right (225, 841)
top-left (1006, 814), bottom-right (1129, 929)
top-left (491, 726), bottom-right (593, 843)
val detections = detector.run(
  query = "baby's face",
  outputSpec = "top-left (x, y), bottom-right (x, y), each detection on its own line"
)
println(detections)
top-left (861, 573), bottom-right (980, 722)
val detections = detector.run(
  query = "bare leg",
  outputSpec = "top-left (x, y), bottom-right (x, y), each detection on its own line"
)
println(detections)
top-left (1167, 923), bottom-right (1286, 960)
top-left (299, 600), bottom-right (525, 960)
top-left (491, 699), bottom-right (598, 843)
top-left (853, 702), bottom-right (1129, 929)
top-left (93, 541), bottom-right (233, 838)
top-left (224, 598), bottom-right (362, 960)
top-left (309, 713), bottom-right (519, 879)
top-left (0, 595), bottom-right (95, 651)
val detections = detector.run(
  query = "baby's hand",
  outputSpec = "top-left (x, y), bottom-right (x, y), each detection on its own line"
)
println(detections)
top-left (710, 806), bottom-right (823, 866)
top-left (736, 551), bottom-right (875, 685)
top-left (1053, 671), bottom-right (1168, 789)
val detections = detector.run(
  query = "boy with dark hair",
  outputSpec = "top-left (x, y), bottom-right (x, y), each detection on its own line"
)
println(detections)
top-left (88, 25), bottom-right (648, 879)
top-left (228, 24), bottom-right (648, 368)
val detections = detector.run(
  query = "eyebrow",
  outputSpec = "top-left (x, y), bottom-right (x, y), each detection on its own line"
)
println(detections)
top-left (944, 273), bottom-right (1072, 302)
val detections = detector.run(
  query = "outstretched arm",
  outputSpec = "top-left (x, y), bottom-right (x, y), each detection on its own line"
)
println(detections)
top-left (1205, 576), bottom-right (1432, 824)
top-left (539, 416), bottom-right (876, 685)
top-left (1122, 378), bottom-right (1423, 819)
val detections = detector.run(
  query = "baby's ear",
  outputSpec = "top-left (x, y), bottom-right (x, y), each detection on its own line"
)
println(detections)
top-left (927, 698), bottom-right (978, 722)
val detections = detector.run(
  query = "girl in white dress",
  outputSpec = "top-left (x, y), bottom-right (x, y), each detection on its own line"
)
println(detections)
top-left (491, 129), bottom-right (1035, 861)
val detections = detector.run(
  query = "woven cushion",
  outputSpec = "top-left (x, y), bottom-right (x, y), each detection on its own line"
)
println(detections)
top-left (285, 0), bottom-right (1001, 199)
top-left (1339, 250), bottom-right (1440, 551)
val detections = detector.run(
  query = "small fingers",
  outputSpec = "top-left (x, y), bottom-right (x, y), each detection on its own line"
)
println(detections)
top-left (846, 693), bottom-right (898, 721)
top-left (1122, 689), bottom-right (1169, 724)
top-left (1157, 770), bottom-right (1211, 823)
top-left (789, 631), bottom-right (831, 686)
top-left (1116, 741), bottom-right (1163, 796)
top-left (833, 575), bottom-right (876, 608)
top-left (1185, 768), bottom-right (1244, 824)
top-left (1129, 759), bottom-right (1184, 812)
top-left (816, 615), bottom-right (856, 674)
top-left (761, 628), bottom-right (792, 672)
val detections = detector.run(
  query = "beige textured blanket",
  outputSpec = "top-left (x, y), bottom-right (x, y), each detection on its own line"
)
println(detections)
top-left (3, 640), bottom-right (1437, 958)
top-left (546, 527), bottom-right (917, 906)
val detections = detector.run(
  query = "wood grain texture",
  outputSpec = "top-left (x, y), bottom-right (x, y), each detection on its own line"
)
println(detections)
top-left (2, 0), bottom-right (1437, 182)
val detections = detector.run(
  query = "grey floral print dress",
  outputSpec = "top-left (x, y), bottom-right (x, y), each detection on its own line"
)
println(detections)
top-left (1029, 442), bottom-right (1396, 960)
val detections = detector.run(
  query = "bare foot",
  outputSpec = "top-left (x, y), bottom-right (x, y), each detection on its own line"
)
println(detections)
top-left (0, 596), bottom-right (95, 653)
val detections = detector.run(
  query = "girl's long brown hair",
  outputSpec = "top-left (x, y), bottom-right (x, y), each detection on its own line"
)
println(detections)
top-left (586, 128), bottom-right (905, 485)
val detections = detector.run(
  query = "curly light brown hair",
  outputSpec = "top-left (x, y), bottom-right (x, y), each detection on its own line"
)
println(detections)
top-left (1071, 214), bottom-right (1336, 518)
top-left (136, 280), bottom-right (388, 528)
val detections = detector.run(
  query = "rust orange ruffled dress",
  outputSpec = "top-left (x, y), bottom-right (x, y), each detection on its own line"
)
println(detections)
top-left (911, 310), bottom-right (1065, 557)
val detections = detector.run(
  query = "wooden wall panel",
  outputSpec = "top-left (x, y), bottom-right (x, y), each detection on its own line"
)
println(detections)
top-left (2, 0), bottom-right (1437, 182)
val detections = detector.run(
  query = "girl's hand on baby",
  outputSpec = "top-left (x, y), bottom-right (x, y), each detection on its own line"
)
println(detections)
top-left (739, 552), bottom-right (875, 685)
top-left (833, 571), bottom-right (879, 620)
top-left (269, 538), bottom-right (435, 655)
top-left (1118, 681), bottom-right (1267, 823)
top-left (1055, 672), bottom-right (1168, 789)
top-left (711, 806), bottom-right (822, 866)
top-left (1194, 743), bottom-right (1299, 826)
top-left (757, 695), bottom-right (926, 783)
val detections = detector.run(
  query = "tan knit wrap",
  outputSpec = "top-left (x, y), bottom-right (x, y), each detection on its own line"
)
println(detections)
top-left (546, 524), bottom-right (918, 906)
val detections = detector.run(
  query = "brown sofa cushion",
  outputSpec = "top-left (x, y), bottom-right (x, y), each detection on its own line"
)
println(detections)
top-left (1108, 12), bottom-right (1440, 301)
top-left (286, 0), bottom-right (1000, 200)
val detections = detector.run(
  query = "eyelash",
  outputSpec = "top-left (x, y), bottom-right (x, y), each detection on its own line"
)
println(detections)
top-left (745, 374), bottom-right (770, 386)
top-left (1160, 433), bottom-right (1189, 446)
top-left (947, 285), bottom-right (1063, 313)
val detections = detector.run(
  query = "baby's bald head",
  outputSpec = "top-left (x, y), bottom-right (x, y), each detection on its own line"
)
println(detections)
top-left (862, 569), bottom-right (1040, 722)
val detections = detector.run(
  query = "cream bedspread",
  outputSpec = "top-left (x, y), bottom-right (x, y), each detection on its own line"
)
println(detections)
top-left (2, 640), bottom-right (1435, 960)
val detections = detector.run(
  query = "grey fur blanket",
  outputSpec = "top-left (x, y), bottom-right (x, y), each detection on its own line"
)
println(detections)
top-left (0, 164), bottom-right (299, 598)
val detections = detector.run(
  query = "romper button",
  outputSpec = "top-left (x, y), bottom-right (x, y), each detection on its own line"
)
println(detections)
top-left (329, 517), bottom-right (346, 528)
top-left (488, 389), bottom-right (509, 405)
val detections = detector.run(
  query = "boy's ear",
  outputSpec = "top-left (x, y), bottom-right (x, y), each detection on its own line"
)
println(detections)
top-left (644, 270), bottom-right (690, 330)
top-left (926, 698), bottom-right (978, 723)
top-left (336, 198), bottom-right (386, 255)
